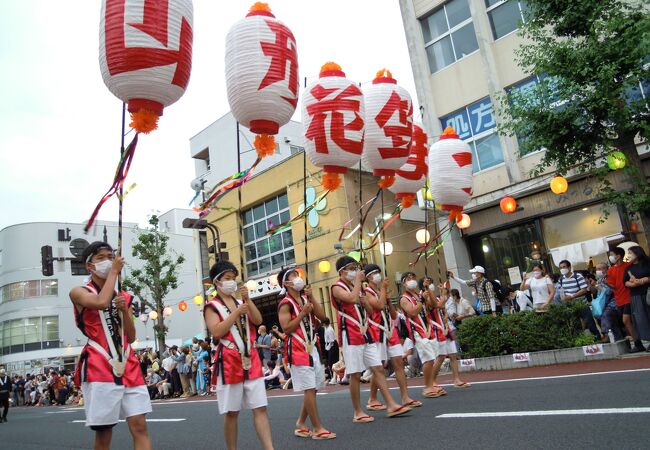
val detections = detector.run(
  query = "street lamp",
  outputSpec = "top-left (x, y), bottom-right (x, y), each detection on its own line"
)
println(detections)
top-left (182, 218), bottom-right (224, 262)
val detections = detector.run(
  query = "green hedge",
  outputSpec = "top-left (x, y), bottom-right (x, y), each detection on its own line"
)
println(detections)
top-left (456, 302), bottom-right (590, 358)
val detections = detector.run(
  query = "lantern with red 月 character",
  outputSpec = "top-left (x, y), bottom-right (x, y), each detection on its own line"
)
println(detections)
top-left (428, 126), bottom-right (474, 222)
top-left (302, 62), bottom-right (364, 191)
top-left (99, 0), bottom-right (194, 134)
top-left (178, 300), bottom-right (188, 312)
top-left (388, 124), bottom-right (428, 208)
top-left (363, 69), bottom-right (413, 188)
top-left (225, 2), bottom-right (298, 158)
top-left (500, 196), bottom-right (517, 214)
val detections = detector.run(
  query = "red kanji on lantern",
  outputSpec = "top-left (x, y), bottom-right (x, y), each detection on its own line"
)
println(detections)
top-left (388, 124), bottom-right (428, 208)
top-left (363, 69), bottom-right (413, 188)
top-left (99, 0), bottom-right (194, 133)
top-left (302, 62), bottom-right (364, 191)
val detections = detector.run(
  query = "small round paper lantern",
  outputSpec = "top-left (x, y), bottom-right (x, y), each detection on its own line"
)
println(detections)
top-left (99, 0), bottom-right (194, 134)
top-left (500, 196), bottom-right (517, 214)
top-left (246, 280), bottom-right (258, 291)
top-left (630, 222), bottom-right (639, 233)
top-left (457, 213), bottom-right (471, 229)
top-left (607, 151), bottom-right (626, 170)
top-left (415, 228), bottom-right (430, 244)
top-left (139, 314), bottom-right (149, 323)
top-left (178, 301), bottom-right (188, 312)
top-left (225, 2), bottom-right (298, 158)
top-left (550, 176), bottom-right (568, 194)
top-left (193, 295), bottom-right (203, 305)
top-left (429, 127), bottom-right (474, 222)
top-left (163, 306), bottom-right (173, 316)
top-left (362, 69), bottom-right (413, 188)
top-left (303, 62), bottom-right (364, 191)
top-left (388, 124), bottom-right (428, 208)
top-left (149, 310), bottom-right (159, 321)
top-left (318, 260), bottom-right (331, 273)
top-left (379, 242), bottom-right (394, 256)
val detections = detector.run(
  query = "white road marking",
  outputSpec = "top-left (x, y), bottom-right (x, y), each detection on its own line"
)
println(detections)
top-left (72, 418), bottom-right (186, 423)
top-left (437, 407), bottom-right (650, 418)
top-left (153, 392), bottom-right (328, 406)
top-left (47, 410), bottom-right (78, 414)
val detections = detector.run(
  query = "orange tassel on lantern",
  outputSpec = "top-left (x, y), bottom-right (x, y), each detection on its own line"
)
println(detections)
top-left (322, 172), bottom-right (342, 191)
top-left (378, 175), bottom-right (395, 189)
top-left (129, 109), bottom-right (159, 134)
top-left (254, 134), bottom-right (277, 158)
top-left (400, 194), bottom-right (415, 209)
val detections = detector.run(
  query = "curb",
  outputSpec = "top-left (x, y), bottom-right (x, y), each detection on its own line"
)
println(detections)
top-left (458, 340), bottom-right (630, 372)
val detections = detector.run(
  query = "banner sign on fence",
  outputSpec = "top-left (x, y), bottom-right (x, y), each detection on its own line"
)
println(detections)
top-left (460, 358), bottom-right (476, 369)
top-left (513, 352), bottom-right (531, 363)
top-left (582, 344), bottom-right (604, 356)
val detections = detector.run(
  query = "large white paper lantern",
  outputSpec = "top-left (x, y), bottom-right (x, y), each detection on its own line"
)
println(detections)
top-left (429, 126), bottom-right (474, 222)
top-left (302, 62), bottom-right (364, 191)
top-left (388, 124), bottom-right (428, 208)
top-left (362, 69), bottom-right (413, 188)
top-left (225, 2), bottom-right (298, 157)
top-left (99, 0), bottom-right (194, 133)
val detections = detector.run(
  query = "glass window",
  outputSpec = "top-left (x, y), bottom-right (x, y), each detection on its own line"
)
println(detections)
top-left (265, 198), bottom-right (278, 215)
top-left (254, 221), bottom-right (267, 240)
top-left (23, 280), bottom-right (40, 298)
top-left (247, 262), bottom-right (258, 277)
top-left (257, 239), bottom-right (270, 257)
top-left (24, 317), bottom-right (41, 344)
top-left (420, 0), bottom-right (478, 73)
top-left (253, 204), bottom-right (266, 221)
top-left (542, 205), bottom-right (622, 250)
top-left (280, 210), bottom-right (290, 223)
top-left (41, 280), bottom-right (58, 296)
top-left (486, 1), bottom-right (528, 40)
top-left (267, 214), bottom-right (281, 230)
top-left (1, 279), bottom-right (58, 303)
top-left (243, 226), bottom-right (255, 242)
top-left (258, 257), bottom-right (271, 274)
top-left (285, 249), bottom-right (296, 264)
top-left (474, 133), bottom-right (505, 170)
top-left (278, 193), bottom-right (289, 210)
top-left (269, 235), bottom-right (283, 254)
top-left (271, 253), bottom-right (285, 269)
top-left (282, 231), bottom-right (293, 249)
top-left (9, 319), bottom-right (24, 346)
top-left (43, 316), bottom-right (59, 341)
top-left (245, 244), bottom-right (257, 261)
top-left (243, 210), bottom-right (254, 225)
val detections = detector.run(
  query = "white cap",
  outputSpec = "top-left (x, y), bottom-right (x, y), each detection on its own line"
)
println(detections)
top-left (469, 265), bottom-right (486, 274)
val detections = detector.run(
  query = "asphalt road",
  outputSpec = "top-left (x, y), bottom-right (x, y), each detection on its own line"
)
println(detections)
top-left (2, 365), bottom-right (650, 450)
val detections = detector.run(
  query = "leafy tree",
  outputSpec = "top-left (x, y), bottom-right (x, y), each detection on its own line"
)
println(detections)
top-left (497, 0), bottom-right (650, 240)
top-left (122, 215), bottom-right (185, 351)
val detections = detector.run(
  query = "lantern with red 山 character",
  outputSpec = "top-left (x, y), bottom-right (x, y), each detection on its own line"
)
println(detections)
top-left (99, 0), bottom-right (194, 134)
top-left (225, 2), bottom-right (299, 158)
top-left (388, 124), bottom-right (428, 209)
top-left (302, 62), bottom-right (364, 191)
top-left (362, 69), bottom-right (413, 188)
top-left (428, 126), bottom-right (474, 222)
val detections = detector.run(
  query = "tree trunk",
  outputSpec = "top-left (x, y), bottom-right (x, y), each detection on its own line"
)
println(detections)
top-left (615, 132), bottom-right (650, 246)
top-left (156, 316), bottom-right (166, 354)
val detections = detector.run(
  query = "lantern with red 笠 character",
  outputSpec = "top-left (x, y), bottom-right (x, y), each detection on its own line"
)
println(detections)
top-left (362, 69), bottom-right (413, 188)
top-left (302, 62), bottom-right (364, 191)
top-left (388, 124), bottom-right (428, 208)
top-left (99, 0), bottom-right (194, 134)
top-left (428, 126), bottom-right (474, 222)
top-left (225, 2), bottom-right (299, 158)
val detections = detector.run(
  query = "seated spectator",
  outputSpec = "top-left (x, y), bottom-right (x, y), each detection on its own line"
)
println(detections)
top-left (505, 287), bottom-right (533, 312)
top-left (263, 361), bottom-right (284, 389)
top-left (145, 369), bottom-right (161, 400)
top-left (446, 289), bottom-right (476, 326)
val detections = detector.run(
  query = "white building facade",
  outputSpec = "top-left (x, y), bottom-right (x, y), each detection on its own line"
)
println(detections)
top-left (0, 208), bottom-right (206, 376)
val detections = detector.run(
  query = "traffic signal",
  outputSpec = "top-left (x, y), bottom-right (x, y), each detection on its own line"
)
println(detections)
top-left (41, 245), bottom-right (53, 277)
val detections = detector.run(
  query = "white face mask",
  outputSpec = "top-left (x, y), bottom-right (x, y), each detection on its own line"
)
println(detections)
top-left (533, 271), bottom-right (542, 279)
top-left (92, 260), bottom-right (113, 279)
top-left (219, 280), bottom-right (238, 295)
top-left (560, 268), bottom-right (570, 276)
top-left (428, 284), bottom-right (435, 292)
top-left (608, 255), bottom-right (618, 264)
top-left (290, 277), bottom-right (305, 292)
top-left (371, 273), bottom-right (382, 284)
top-left (405, 279), bottom-right (418, 291)
top-left (596, 270), bottom-right (604, 279)
top-left (471, 273), bottom-right (478, 280)
top-left (345, 270), bottom-right (357, 281)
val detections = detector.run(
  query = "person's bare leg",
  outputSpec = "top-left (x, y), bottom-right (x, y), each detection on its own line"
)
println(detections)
top-left (349, 373), bottom-right (365, 418)
top-left (422, 361), bottom-right (434, 393)
top-left (370, 366), bottom-right (402, 412)
top-left (368, 376), bottom-right (380, 405)
top-left (252, 406), bottom-right (274, 450)
top-left (296, 403), bottom-right (308, 430)
top-left (93, 428), bottom-right (112, 450)
top-left (303, 389), bottom-right (332, 435)
top-left (623, 314), bottom-right (638, 340)
top-left (126, 414), bottom-right (152, 450)
top-left (431, 356), bottom-right (445, 386)
top-left (224, 411), bottom-right (239, 450)
top-left (448, 354), bottom-right (466, 385)
top-left (391, 357), bottom-right (415, 404)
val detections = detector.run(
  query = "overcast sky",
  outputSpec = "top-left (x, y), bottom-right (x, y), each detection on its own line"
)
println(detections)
top-left (0, 0), bottom-right (417, 233)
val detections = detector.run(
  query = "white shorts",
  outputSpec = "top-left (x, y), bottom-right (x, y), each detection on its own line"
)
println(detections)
top-left (81, 382), bottom-right (152, 427)
top-left (342, 342), bottom-right (382, 374)
top-left (436, 339), bottom-right (458, 356)
top-left (216, 377), bottom-right (267, 415)
top-left (378, 342), bottom-right (405, 361)
top-left (290, 348), bottom-right (325, 392)
top-left (414, 334), bottom-right (437, 363)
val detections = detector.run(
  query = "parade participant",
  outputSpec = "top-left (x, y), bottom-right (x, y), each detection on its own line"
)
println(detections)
top-left (331, 256), bottom-right (411, 423)
top-left (69, 242), bottom-right (152, 450)
top-left (429, 283), bottom-right (470, 389)
top-left (399, 272), bottom-right (441, 398)
top-left (0, 367), bottom-right (11, 423)
top-left (203, 261), bottom-right (273, 450)
top-left (364, 264), bottom-right (422, 410)
top-left (277, 267), bottom-right (336, 440)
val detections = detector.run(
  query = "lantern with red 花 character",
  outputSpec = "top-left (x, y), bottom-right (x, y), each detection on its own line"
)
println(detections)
top-left (99, 0), bottom-right (194, 134)
top-left (388, 124), bottom-right (428, 208)
top-left (225, 2), bottom-right (298, 158)
top-left (363, 69), bottom-right (413, 188)
top-left (302, 62), bottom-right (364, 191)
top-left (428, 126), bottom-right (474, 222)
top-left (500, 196), bottom-right (517, 214)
